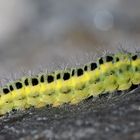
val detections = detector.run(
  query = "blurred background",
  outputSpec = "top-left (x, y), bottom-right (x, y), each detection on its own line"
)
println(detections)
top-left (0, 0), bottom-right (140, 80)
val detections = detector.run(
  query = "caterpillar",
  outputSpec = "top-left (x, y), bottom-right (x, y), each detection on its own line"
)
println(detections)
top-left (0, 51), bottom-right (140, 116)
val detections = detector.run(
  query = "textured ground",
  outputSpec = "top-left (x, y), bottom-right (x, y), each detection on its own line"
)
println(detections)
top-left (0, 89), bottom-right (140, 140)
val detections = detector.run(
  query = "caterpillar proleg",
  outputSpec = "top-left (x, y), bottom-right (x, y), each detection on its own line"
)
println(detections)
top-left (0, 51), bottom-right (140, 115)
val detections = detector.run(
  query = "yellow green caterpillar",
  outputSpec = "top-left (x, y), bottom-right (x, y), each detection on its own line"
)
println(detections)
top-left (0, 51), bottom-right (140, 115)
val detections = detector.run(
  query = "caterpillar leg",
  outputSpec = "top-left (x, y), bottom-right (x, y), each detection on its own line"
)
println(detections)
top-left (0, 94), bottom-right (14, 115)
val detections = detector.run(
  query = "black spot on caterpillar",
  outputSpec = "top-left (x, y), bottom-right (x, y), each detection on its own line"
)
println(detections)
top-left (9, 85), bottom-right (14, 91)
top-left (98, 57), bottom-right (104, 65)
top-left (106, 55), bottom-right (113, 62)
top-left (24, 78), bottom-right (29, 86)
top-left (56, 73), bottom-right (61, 80)
top-left (31, 78), bottom-right (39, 86)
top-left (47, 75), bottom-right (54, 83)
top-left (15, 82), bottom-right (23, 89)
top-left (0, 51), bottom-right (140, 116)
top-left (63, 72), bottom-right (70, 81)
top-left (3, 88), bottom-right (10, 94)
top-left (90, 62), bottom-right (97, 70)
top-left (77, 68), bottom-right (84, 76)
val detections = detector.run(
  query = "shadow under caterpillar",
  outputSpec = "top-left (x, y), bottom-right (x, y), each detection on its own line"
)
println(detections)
top-left (0, 51), bottom-right (140, 115)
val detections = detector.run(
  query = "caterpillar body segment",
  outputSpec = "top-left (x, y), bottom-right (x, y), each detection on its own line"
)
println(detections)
top-left (0, 52), bottom-right (140, 115)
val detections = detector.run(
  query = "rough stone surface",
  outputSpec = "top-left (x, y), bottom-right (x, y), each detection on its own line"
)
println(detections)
top-left (0, 89), bottom-right (140, 140)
